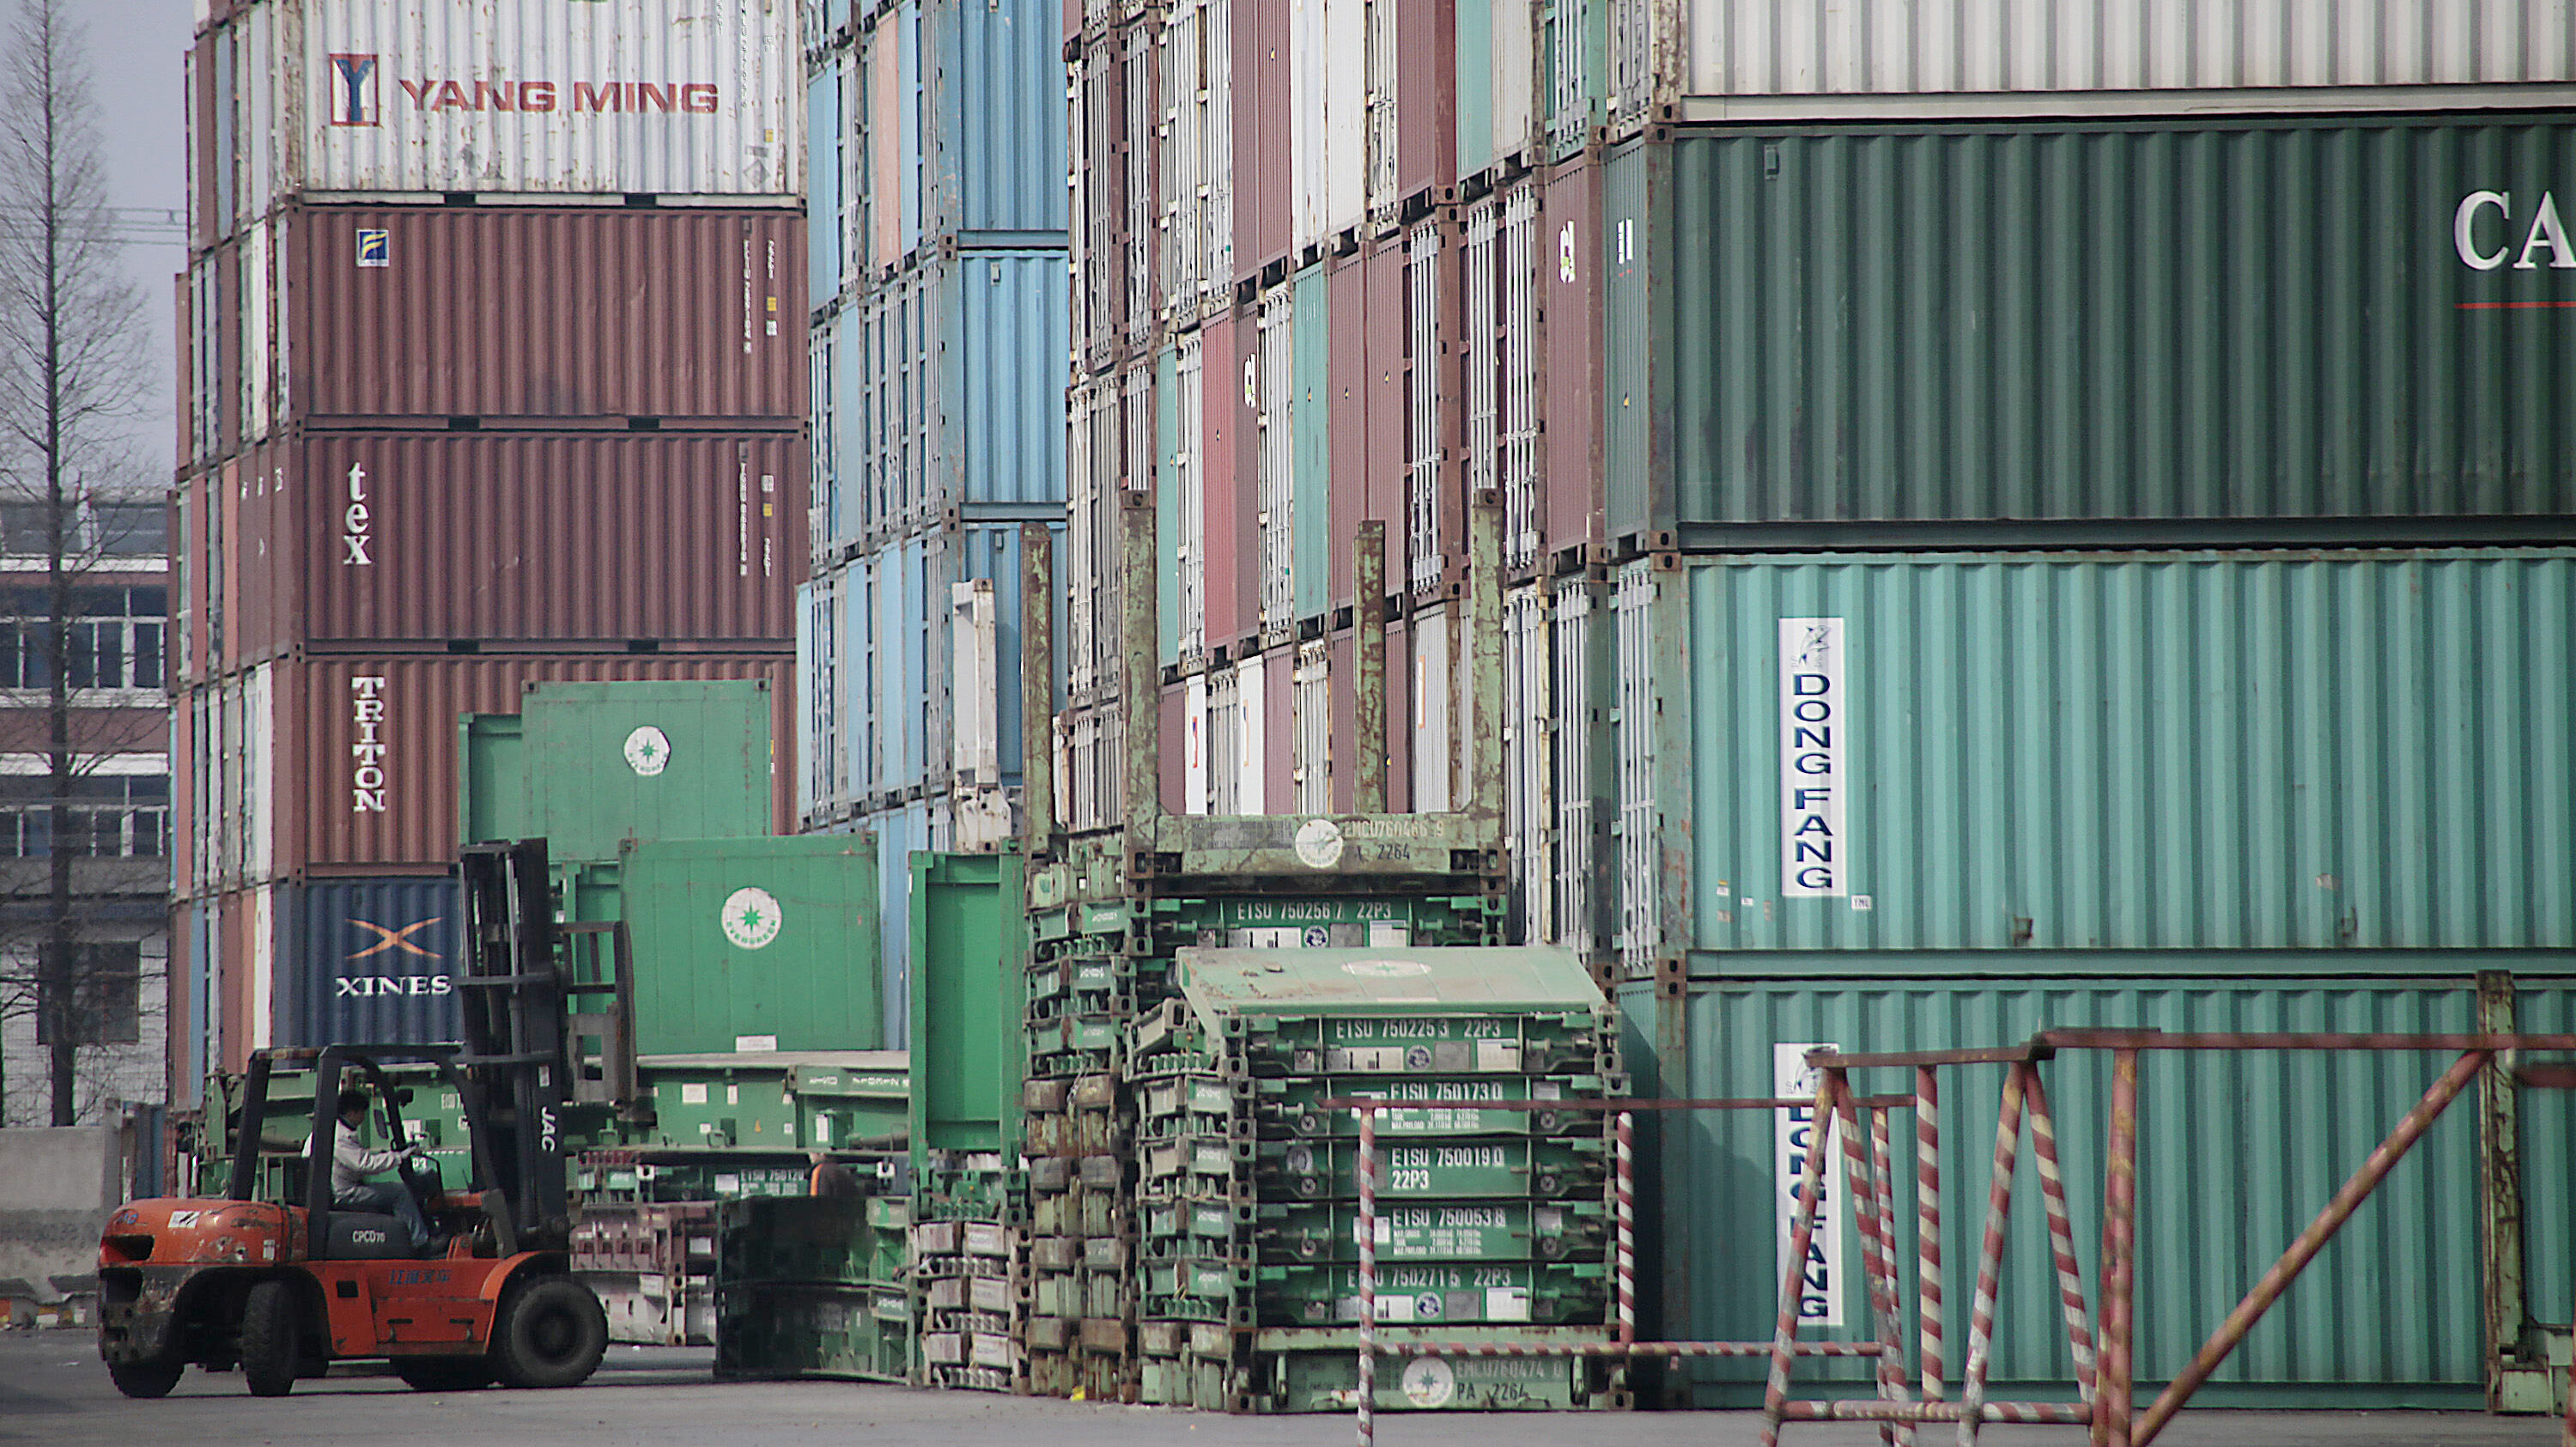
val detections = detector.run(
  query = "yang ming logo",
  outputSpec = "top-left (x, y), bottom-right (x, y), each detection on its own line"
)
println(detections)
top-left (329, 54), bottom-right (379, 127)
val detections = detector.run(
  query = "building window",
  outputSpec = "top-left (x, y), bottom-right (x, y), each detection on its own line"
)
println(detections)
top-left (0, 774), bottom-right (170, 857)
top-left (33, 940), bottom-right (143, 1045)
top-left (1, 502), bottom-right (165, 558)
top-left (2, 586), bottom-right (167, 690)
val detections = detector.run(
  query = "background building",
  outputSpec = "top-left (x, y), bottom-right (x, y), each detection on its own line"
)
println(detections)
top-left (0, 498), bottom-right (171, 1128)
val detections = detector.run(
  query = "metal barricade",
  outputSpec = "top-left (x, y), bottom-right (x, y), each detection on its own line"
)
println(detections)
top-left (1335, 1094), bottom-right (1911, 1447)
top-left (1771, 1031), bottom-right (2576, 1447)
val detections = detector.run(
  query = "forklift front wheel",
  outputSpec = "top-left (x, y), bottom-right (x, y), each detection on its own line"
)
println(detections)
top-left (240, 1280), bottom-right (301, 1397)
top-left (491, 1277), bottom-right (606, 1389)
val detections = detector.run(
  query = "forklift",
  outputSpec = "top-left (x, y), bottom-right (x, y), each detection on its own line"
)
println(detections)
top-left (97, 842), bottom-right (612, 1396)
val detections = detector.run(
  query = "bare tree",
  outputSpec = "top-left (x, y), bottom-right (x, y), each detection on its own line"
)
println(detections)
top-left (0, 0), bottom-right (156, 1126)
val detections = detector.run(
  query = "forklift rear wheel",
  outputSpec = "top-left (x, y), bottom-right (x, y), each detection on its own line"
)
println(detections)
top-left (491, 1277), bottom-right (606, 1389)
top-left (240, 1280), bottom-right (301, 1397)
top-left (394, 1358), bottom-right (496, 1391)
top-left (106, 1359), bottom-right (184, 1398)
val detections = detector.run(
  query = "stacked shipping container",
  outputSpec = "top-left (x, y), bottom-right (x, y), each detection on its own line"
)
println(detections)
top-left (176, 0), bottom-right (807, 1085)
top-left (1061, 0), bottom-right (2576, 1412)
top-left (799, 0), bottom-right (1071, 1033)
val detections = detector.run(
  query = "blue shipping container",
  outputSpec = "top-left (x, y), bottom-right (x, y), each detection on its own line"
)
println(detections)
top-left (274, 877), bottom-right (465, 1049)
top-left (813, 249), bottom-right (1069, 551)
top-left (826, 799), bottom-right (948, 1052)
top-left (804, 521), bottom-right (1063, 812)
top-left (920, 0), bottom-right (1068, 242)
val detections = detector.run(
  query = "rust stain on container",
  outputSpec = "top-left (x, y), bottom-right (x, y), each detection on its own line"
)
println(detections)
top-left (276, 205), bottom-right (805, 423)
top-left (209, 430), bottom-right (804, 663)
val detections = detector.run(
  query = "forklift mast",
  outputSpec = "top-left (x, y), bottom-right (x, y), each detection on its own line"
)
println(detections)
top-left (456, 840), bottom-right (574, 1244)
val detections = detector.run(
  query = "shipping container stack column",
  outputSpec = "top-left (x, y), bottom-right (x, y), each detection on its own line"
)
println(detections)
top-left (798, 0), bottom-right (1072, 1032)
top-left (174, 0), bottom-right (807, 1094)
top-left (1571, 5), bottom-right (2576, 1419)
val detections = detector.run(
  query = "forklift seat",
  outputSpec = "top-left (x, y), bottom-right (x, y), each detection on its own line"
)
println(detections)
top-left (325, 1213), bottom-right (412, 1260)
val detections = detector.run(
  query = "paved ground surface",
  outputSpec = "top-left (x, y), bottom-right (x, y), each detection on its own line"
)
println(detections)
top-left (3, 1332), bottom-right (2566, 1446)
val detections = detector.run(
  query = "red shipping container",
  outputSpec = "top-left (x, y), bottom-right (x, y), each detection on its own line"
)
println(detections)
top-left (1228, 302), bottom-right (1264, 659)
top-left (1362, 242), bottom-right (1408, 583)
top-left (1543, 156), bottom-right (1603, 556)
top-left (1394, 0), bottom-right (1455, 209)
top-left (1235, 0), bottom-right (1292, 284)
top-left (210, 653), bottom-right (793, 879)
top-left (272, 205), bottom-right (805, 425)
top-left (1383, 614), bottom-right (1413, 811)
top-left (1327, 628), bottom-right (1355, 813)
top-left (214, 430), bottom-right (804, 666)
top-left (1200, 314), bottom-right (1243, 649)
top-left (1262, 639), bottom-right (1292, 812)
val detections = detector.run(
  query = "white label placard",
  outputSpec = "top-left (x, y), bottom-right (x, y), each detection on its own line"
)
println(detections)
top-left (1780, 618), bottom-right (1848, 897)
top-left (1775, 1042), bottom-right (1844, 1328)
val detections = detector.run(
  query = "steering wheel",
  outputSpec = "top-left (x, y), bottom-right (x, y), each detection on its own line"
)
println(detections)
top-left (395, 1139), bottom-right (444, 1221)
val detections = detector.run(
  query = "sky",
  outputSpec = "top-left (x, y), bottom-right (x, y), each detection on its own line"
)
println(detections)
top-left (0, 0), bottom-right (195, 486)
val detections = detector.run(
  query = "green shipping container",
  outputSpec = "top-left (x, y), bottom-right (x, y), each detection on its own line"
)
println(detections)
top-left (1605, 114), bottom-right (2576, 543)
top-left (1617, 550), bottom-right (2576, 960)
top-left (458, 680), bottom-right (775, 866)
top-left (1619, 973), bottom-right (2576, 1407)
top-left (618, 836), bottom-right (884, 1055)
top-left (909, 850), bottom-right (1027, 1170)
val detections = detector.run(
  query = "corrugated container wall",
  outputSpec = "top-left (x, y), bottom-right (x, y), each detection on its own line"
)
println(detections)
top-left (1607, 116), bottom-right (2576, 544)
top-left (258, 205), bottom-right (805, 429)
top-left (189, 431), bottom-right (802, 669)
top-left (272, 876), bottom-right (465, 1048)
top-left (191, 0), bottom-right (800, 225)
top-left (808, 0), bottom-right (1066, 286)
top-left (1621, 550), bottom-right (2576, 966)
top-left (1627, 0), bottom-right (2576, 126)
top-left (177, 654), bottom-right (793, 885)
top-left (1622, 973), bottom-right (2576, 1407)
top-left (811, 249), bottom-right (1068, 556)
top-left (800, 522), bottom-right (1063, 821)
top-left (618, 836), bottom-right (886, 1055)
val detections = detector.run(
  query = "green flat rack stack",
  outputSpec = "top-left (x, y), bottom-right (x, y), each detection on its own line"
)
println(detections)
top-left (713, 1195), bottom-right (915, 1383)
top-left (1130, 944), bottom-right (1627, 1413)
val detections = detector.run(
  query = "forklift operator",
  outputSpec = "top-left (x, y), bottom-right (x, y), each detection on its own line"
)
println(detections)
top-left (316, 1088), bottom-right (434, 1249)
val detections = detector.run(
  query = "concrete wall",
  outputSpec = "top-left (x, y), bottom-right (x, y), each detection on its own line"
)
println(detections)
top-left (0, 1125), bottom-right (118, 1304)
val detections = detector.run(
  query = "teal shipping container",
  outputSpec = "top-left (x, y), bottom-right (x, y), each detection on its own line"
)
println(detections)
top-left (617, 836), bottom-right (884, 1056)
top-left (1604, 113), bottom-right (2576, 544)
top-left (1619, 973), bottom-right (2576, 1407)
top-left (458, 681), bottom-right (776, 866)
top-left (1608, 550), bottom-right (2576, 965)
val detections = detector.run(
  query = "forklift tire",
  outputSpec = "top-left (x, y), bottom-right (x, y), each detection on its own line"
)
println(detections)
top-left (106, 1359), bottom-right (184, 1398)
top-left (394, 1358), bottom-right (496, 1391)
top-left (491, 1277), bottom-right (606, 1389)
top-left (240, 1280), bottom-right (301, 1397)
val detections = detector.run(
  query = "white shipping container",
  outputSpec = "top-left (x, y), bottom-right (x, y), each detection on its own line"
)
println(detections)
top-left (212, 0), bottom-right (799, 208)
top-left (1640, 0), bottom-right (2576, 119)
